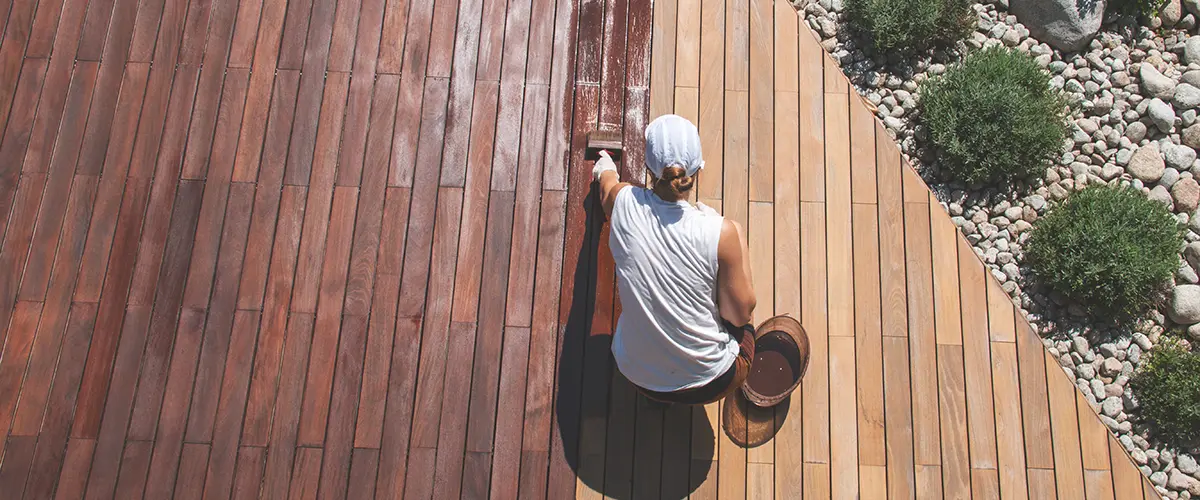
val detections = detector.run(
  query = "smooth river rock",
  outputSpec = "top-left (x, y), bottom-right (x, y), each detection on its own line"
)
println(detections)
top-left (1129, 143), bottom-right (1166, 182)
top-left (1169, 284), bottom-right (1200, 324)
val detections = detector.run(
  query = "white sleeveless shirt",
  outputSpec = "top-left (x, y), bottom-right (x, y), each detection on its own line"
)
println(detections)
top-left (608, 186), bottom-right (738, 392)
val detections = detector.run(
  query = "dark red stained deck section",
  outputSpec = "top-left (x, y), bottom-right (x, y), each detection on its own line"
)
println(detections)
top-left (0, 0), bottom-right (1162, 498)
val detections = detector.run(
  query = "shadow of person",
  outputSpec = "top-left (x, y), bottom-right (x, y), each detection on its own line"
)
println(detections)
top-left (555, 188), bottom-right (715, 499)
top-left (721, 391), bottom-right (791, 449)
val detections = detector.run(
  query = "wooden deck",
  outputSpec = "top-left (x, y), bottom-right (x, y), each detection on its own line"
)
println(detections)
top-left (0, 0), bottom-right (1163, 498)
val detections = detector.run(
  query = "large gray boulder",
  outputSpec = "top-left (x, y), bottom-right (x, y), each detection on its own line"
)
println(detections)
top-left (1011, 0), bottom-right (1106, 52)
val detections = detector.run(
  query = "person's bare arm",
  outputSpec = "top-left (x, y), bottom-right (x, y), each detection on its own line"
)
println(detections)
top-left (597, 170), bottom-right (629, 218)
top-left (595, 153), bottom-right (630, 219)
top-left (716, 219), bottom-right (756, 326)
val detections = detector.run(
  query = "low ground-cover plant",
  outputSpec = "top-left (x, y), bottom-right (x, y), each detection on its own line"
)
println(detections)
top-left (1026, 186), bottom-right (1182, 322)
top-left (1108, 0), bottom-right (1166, 20)
top-left (920, 46), bottom-right (1070, 185)
top-left (1129, 339), bottom-right (1200, 445)
top-left (845, 0), bottom-right (974, 53)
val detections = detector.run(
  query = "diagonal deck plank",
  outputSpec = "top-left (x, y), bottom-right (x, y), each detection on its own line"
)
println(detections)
top-left (0, 0), bottom-right (1166, 498)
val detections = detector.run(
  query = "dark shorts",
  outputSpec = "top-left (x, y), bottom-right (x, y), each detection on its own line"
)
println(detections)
top-left (636, 321), bottom-right (756, 406)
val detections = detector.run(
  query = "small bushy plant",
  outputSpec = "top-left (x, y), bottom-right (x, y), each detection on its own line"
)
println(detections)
top-left (845, 0), bottom-right (974, 53)
top-left (1129, 339), bottom-right (1200, 445)
top-left (1026, 186), bottom-right (1183, 322)
top-left (920, 46), bottom-right (1070, 185)
top-left (1108, 0), bottom-right (1166, 20)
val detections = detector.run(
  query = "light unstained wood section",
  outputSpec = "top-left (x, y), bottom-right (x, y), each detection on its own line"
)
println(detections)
top-left (643, 0), bottom-right (1160, 499)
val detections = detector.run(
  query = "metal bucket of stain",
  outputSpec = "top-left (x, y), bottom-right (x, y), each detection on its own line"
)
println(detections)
top-left (741, 316), bottom-right (809, 408)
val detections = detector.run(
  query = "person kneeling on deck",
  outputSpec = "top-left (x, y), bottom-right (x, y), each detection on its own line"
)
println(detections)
top-left (591, 114), bottom-right (757, 406)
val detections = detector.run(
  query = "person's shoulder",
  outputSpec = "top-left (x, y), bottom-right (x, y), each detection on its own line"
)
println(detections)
top-left (719, 218), bottom-right (741, 239)
top-left (612, 184), bottom-right (637, 205)
top-left (713, 218), bottom-right (741, 270)
top-left (607, 184), bottom-right (640, 221)
top-left (615, 185), bottom-right (652, 205)
top-left (693, 201), bottom-right (721, 217)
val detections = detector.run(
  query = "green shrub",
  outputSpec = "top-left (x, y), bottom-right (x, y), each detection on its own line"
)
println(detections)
top-left (1107, 0), bottom-right (1166, 20)
top-left (845, 0), bottom-right (974, 53)
top-left (1026, 186), bottom-right (1182, 322)
top-left (920, 46), bottom-right (1070, 185)
top-left (1129, 339), bottom-right (1200, 445)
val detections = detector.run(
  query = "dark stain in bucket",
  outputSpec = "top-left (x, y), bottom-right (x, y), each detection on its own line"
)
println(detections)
top-left (746, 333), bottom-right (801, 397)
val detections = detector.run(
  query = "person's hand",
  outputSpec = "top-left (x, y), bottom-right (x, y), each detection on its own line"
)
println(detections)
top-left (696, 201), bottom-right (719, 216)
top-left (592, 150), bottom-right (617, 182)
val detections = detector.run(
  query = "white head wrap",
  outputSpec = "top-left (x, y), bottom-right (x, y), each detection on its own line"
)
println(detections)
top-left (644, 114), bottom-right (704, 178)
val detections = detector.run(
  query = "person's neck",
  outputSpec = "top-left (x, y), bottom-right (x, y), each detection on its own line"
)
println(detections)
top-left (651, 186), bottom-right (686, 204)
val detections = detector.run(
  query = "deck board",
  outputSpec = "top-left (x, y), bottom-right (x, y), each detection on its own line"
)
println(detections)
top-left (992, 341), bottom-right (1030, 500)
top-left (937, 346), bottom-right (971, 499)
top-left (0, 0), bottom-right (1162, 498)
